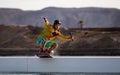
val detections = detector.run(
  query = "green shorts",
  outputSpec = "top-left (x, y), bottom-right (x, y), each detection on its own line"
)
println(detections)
top-left (37, 37), bottom-right (54, 49)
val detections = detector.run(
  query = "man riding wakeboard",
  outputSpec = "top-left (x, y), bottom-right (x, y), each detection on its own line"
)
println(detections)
top-left (37, 17), bottom-right (73, 56)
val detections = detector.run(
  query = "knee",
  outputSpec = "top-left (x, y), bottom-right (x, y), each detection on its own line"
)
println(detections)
top-left (53, 43), bottom-right (58, 48)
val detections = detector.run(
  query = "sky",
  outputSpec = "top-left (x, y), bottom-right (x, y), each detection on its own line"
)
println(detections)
top-left (0, 0), bottom-right (120, 10)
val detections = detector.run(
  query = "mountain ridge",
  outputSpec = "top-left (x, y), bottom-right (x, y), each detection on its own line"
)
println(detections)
top-left (0, 7), bottom-right (120, 28)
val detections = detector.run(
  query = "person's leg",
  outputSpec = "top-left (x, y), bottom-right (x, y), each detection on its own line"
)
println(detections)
top-left (45, 41), bottom-right (58, 53)
top-left (48, 43), bottom-right (58, 52)
top-left (37, 37), bottom-right (46, 52)
top-left (41, 41), bottom-right (45, 49)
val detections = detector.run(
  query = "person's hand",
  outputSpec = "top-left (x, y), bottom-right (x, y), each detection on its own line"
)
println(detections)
top-left (68, 36), bottom-right (74, 41)
top-left (69, 32), bottom-right (74, 41)
top-left (42, 17), bottom-right (46, 19)
top-left (42, 17), bottom-right (47, 22)
top-left (71, 37), bottom-right (74, 41)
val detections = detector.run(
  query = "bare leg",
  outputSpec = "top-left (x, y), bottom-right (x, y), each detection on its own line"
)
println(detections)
top-left (48, 43), bottom-right (58, 52)
top-left (42, 41), bottom-right (45, 49)
top-left (40, 41), bottom-right (45, 51)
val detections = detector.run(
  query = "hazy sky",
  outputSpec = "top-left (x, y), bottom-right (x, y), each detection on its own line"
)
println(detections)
top-left (0, 0), bottom-right (120, 10)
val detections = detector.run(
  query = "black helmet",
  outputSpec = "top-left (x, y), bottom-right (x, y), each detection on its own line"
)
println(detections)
top-left (53, 20), bottom-right (61, 25)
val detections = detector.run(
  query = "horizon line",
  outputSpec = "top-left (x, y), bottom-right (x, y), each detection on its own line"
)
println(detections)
top-left (0, 6), bottom-right (120, 11)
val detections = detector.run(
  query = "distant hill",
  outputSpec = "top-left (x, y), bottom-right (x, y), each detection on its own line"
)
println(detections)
top-left (0, 7), bottom-right (120, 28)
top-left (0, 24), bottom-right (120, 49)
top-left (0, 25), bottom-right (40, 48)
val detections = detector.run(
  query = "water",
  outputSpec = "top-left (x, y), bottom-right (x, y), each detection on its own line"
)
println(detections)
top-left (0, 72), bottom-right (120, 75)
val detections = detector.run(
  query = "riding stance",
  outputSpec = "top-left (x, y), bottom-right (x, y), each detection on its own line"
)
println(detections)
top-left (37, 17), bottom-right (72, 54)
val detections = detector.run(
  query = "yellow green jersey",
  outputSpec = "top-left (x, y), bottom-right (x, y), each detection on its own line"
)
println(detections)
top-left (38, 19), bottom-right (70, 40)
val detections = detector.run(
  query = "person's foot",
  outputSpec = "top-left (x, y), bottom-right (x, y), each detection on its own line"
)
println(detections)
top-left (39, 48), bottom-right (44, 53)
top-left (39, 48), bottom-right (52, 55)
top-left (44, 49), bottom-right (51, 54)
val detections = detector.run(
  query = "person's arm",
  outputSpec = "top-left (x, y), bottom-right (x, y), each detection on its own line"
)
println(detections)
top-left (57, 32), bottom-right (72, 40)
top-left (42, 17), bottom-right (51, 27)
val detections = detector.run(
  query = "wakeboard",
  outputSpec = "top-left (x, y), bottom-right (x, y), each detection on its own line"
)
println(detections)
top-left (36, 52), bottom-right (53, 58)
